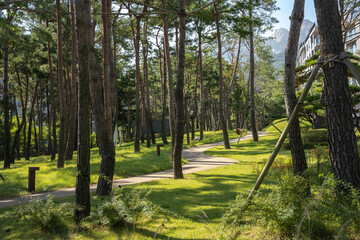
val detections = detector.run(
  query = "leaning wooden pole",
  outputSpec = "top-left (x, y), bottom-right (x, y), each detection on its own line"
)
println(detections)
top-left (340, 52), bottom-right (360, 84)
top-left (246, 56), bottom-right (322, 202)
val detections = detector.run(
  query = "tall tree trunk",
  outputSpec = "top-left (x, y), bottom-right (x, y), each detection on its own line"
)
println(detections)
top-left (226, 37), bottom-right (241, 131)
top-left (65, 0), bottom-right (78, 160)
top-left (142, 23), bottom-right (156, 145)
top-left (314, 0), bottom-right (360, 189)
top-left (45, 83), bottom-right (52, 155)
top-left (162, 0), bottom-right (176, 150)
top-left (198, 31), bottom-right (205, 140)
top-left (88, 0), bottom-right (116, 196)
top-left (3, 31), bottom-right (11, 168)
top-left (133, 16), bottom-right (142, 152)
top-left (33, 112), bottom-right (38, 156)
top-left (283, 0), bottom-right (307, 175)
top-left (185, 96), bottom-right (190, 145)
top-left (25, 79), bottom-right (41, 160)
top-left (74, 0), bottom-right (91, 220)
top-left (172, 0), bottom-right (186, 179)
top-left (102, 0), bottom-right (114, 140)
top-left (46, 23), bottom-right (57, 160)
top-left (57, 0), bottom-right (68, 168)
top-left (158, 35), bottom-right (169, 145)
top-left (249, 9), bottom-right (258, 141)
top-left (192, 53), bottom-right (199, 141)
top-left (214, 4), bottom-right (230, 149)
top-left (141, 23), bottom-right (151, 148)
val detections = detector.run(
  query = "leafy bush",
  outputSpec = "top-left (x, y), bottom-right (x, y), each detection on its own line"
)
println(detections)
top-left (94, 188), bottom-right (168, 229)
top-left (301, 129), bottom-right (328, 143)
top-left (16, 195), bottom-right (72, 233)
top-left (283, 141), bottom-right (328, 150)
top-left (96, 201), bottom-right (126, 228)
top-left (221, 173), bottom-right (360, 239)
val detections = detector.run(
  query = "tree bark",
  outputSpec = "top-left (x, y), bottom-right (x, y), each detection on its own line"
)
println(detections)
top-left (102, 0), bottom-right (115, 141)
top-left (198, 30), bottom-right (205, 140)
top-left (25, 79), bottom-right (41, 160)
top-left (249, 8), bottom-right (258, 141)
top-left (46, 24), bottom-right (57, 160)
top-left (314, 0), bottom-right (360, 189)
top-left (172, 0), bottom-right (186, 179)
top-left (158, 34), bottom-right (169, 145)
top-left (57, 0), bottom-right (68, 168)
top-left (3, 30), bottom-right (11, 168)
top-left (214, 4), bottom-right (231, 149)
top-left (284, 0), bottom-right (307, 175)
top-left (87, 1), bottom-right (116, 196)
top-left (74, 0), bottom-right (91, 220)
top-left (65, 0), bottom-right (78, 160)
top-left (45, 83), bottom-right (52, 155)
top-left (162, 0), bottom-right (176, 150)
top-left (225, 37), bottom-right (241, 131)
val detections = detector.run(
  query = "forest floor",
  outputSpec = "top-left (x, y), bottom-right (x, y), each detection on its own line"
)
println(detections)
top-left (0, 122), bottom-right (295, 239)
top-left (0, 131), bottom-right (264, 208)
top-left (0, 130), bottom-right (240, 200)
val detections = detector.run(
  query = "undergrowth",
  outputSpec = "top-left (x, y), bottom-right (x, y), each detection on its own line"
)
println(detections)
top-left (221, 171), bottom-right (360, 239)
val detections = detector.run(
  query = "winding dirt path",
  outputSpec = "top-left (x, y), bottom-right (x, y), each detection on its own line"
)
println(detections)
top-left (0, 132), bottom-right (268, 209)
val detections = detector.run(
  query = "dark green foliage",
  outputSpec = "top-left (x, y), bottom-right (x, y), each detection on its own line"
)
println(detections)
top-left (16, 195), bottom-right (72, 233)
top-left (93, 188), bottom-right (169, 229)
top-left (283, 129), bottom-right (328, 149)
top-left (301, 129), bottom-right (328, 143)
top-left (221, 172), bottom-right (360, 239)
top-left (283, 141), bottom-right (328, 150)
top-left (96, 201), bottom-right (126, 228)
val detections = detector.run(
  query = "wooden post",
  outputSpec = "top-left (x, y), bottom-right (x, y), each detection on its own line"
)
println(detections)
top-left (28, 167), bottom-right (40, 192)
top-left (157, 144), bottom-right (164, 156)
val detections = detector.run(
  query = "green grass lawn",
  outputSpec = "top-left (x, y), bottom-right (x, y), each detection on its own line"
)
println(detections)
top-left (0, 130), bottom-right (239, 199)
top-left (0, 126), bottom-right (288, 239)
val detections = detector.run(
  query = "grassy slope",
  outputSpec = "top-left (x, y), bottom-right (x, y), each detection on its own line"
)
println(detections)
top-left (0, 130), bottom-right (239, 199)
top-left (0, 126), bottom-right (286, 239)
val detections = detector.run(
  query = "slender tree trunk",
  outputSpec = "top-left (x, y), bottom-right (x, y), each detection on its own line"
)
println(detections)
top-left (46, 83), bottom-right (52, 155)
top-left (57, 0), bottom-right (68, 168)
top-left (74, 0), bottom-right (91, 220)
top-left (214, 4), bottom-right (230, 149)
top-left (34, 113), bottom-right (38, 156)
top-left (102, 0), bottom-right (114, 140)
top-left (158, 36), bottom-right (169, 145)
top-left (314, 0), bottom-right (360, 189)
top-left (249, 9), bottom-right (258, 141)
top-left (3, 28), bottom-right (11, 168)
top-left (65, 0), bottom-right (78, 160)
top-left (185, 96), bottom-right (190, 145)
top-left (46, 24), bottom-right (57, 160)
top-left (36, 92), bottom-right (42, 155)
top-left (84, 0), bottom-right (116, 196)
top-left (198, 30), bottom-right (205, 141)
top-left (226, 37), bottom-right (241, 131)
top-left (172, 0), bottom-right (186, 179)
top-left (25, 79), bottom-right (41, 160)
top-left (192, 53), bottom-right (199, 141)
top-left (283, 0), bottom-right (307, 175)
top-left (162, 0), bottom-right (176, 150)
top-left (133, 17), bottom-right (143, 151)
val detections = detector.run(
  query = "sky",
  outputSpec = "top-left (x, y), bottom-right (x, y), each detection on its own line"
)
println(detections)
top-left (271, 0), bottom-right (317, 30)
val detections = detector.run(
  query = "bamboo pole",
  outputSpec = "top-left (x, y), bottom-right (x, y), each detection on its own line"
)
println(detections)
top-left (245, 56), bottom-right (322, 203)
top-left (340, 52), bottom-right (360, 85)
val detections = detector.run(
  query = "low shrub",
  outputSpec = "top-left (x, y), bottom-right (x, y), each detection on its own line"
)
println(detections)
top-left (221, 173), bottom-right (360, 239)
top-left (16, 195), bottom-right (72, 233)
top-left (301, 129), bottom-right (328, 143)
top-left (93, 187), bottom-right (169, 229)
top-left (283, 141), bottom-right (328, 150)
